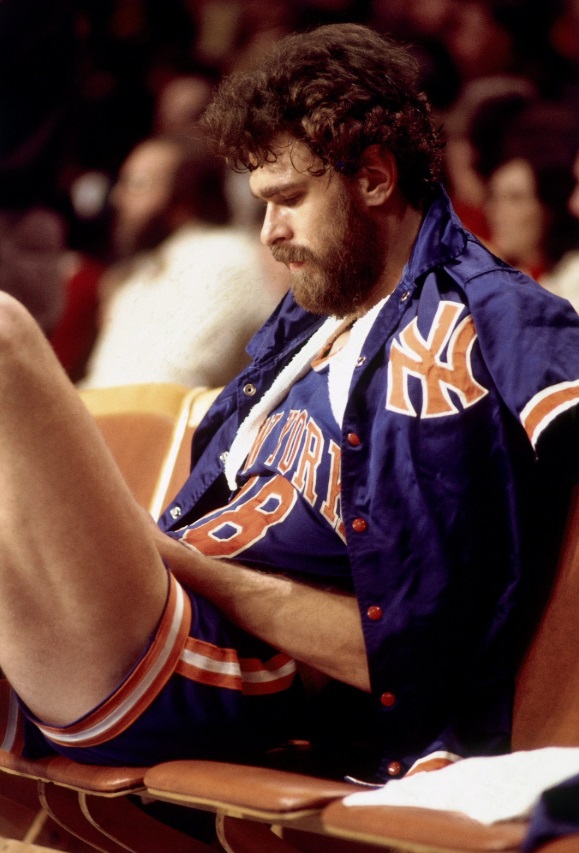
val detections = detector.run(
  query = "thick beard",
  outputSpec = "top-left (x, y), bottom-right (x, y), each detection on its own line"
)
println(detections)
top-left (272, 190), bottom-right (384, 318)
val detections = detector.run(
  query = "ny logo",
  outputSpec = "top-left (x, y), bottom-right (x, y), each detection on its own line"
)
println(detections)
top-left (387, 301), bottom-right (488, 417)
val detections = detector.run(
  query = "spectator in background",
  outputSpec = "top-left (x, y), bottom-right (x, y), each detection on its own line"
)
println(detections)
top-left (0, 208), bottom-right (67, 336)
top-left (80, 133), bottom-right (286, 389)
top-left (369, 0), bottom-right (462, 114)
top-left (153, 72), bottom-right (217, 137)
top-left (0, 0), bottom-right (77, 343)
top-left (484, 154), bottom-right (574, 282)
top-left (442, 75), bottom-right (537, 239)
top-left (482, 102), bottom-right (579, 294)
top-left (48, 244), bottom-right (106, 383)
top-left (70, 0), bottom-right (198, 181)
top-left (542, 143), bottom-right (579, 313)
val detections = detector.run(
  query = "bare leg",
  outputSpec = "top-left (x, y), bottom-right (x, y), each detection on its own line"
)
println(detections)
top-left (0, 294), bottom-right (168, 725)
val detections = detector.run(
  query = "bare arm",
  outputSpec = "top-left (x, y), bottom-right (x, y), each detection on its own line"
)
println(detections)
top-left (151, 526), bottom-right (371, 692)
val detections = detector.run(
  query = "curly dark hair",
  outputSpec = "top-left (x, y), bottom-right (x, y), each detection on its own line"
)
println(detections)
top-left (200, 23), bottom-right (444, 208)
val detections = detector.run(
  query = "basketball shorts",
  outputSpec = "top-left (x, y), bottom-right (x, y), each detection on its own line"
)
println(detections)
top-left (0, 574), bottom-right (304, 766)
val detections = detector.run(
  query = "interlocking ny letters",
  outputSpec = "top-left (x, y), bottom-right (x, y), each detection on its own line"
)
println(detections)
top-left (387, 300), bottom-right (488, 418)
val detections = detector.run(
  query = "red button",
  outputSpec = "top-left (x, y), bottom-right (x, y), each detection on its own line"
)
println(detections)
top-left (387, 761), bottom-right (402, 777)
top-left (347, 432), bottom-right (361, 447)
top-left (367, 605), bottom-right (383, 621)
top-left (380, 692), bottom-right (396, 707)
top-left (352, 517), bottom-right (368, 533)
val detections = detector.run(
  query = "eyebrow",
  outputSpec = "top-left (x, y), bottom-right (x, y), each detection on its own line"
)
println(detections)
top-left (250, 180), bottom-right (301, 201)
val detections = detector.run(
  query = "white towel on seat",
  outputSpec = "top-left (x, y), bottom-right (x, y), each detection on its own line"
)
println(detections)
top-left (342, 747), bottom-right (579, 825)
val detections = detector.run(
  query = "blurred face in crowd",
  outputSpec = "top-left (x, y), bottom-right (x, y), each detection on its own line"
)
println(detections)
top-left (155, 75), bottom-right (213, 135)
top-left (484, 158), bottom-right (545, 268)
top-left (249, 138), bottom-right (384, 317)
top-left (445, 0), bottom-right (514, 80)
top-left (110, 140), bottom-right (182, 257)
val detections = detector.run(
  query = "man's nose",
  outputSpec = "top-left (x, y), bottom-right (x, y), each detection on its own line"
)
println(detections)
top-left (260, 204), bottom-right (292, 246)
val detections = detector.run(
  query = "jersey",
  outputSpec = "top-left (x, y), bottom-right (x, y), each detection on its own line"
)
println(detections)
top-left (168, 353), bottom-right (352, 586)
top-left (160, 185), bottom-right (579, 782)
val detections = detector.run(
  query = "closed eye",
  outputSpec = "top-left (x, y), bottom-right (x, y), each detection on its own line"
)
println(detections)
top-left (278, 194), bottom-right (301, 207)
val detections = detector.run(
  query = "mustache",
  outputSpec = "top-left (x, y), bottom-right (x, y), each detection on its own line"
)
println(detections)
top-left (270, 245), bottom-right (315, 265)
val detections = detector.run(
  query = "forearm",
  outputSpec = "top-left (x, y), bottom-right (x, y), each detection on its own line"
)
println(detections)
top-left (154, 530), bottom-right (371, 692)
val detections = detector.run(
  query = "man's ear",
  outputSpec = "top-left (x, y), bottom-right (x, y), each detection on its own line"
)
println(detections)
top-left (356, 145), bottom-right (398, 207)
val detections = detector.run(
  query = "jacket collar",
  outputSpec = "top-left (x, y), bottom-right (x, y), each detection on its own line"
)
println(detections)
top-left (405, 185), bottom-right (468, 283)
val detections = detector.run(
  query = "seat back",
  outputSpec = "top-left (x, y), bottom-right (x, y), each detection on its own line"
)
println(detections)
top-left (512, 486), bottom-right (579, 749)
top-left (79, 383), bottom-right (221, 520)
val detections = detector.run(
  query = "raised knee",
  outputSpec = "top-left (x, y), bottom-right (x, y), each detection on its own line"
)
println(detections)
top-left (0, 292), bottom-right (47, 364)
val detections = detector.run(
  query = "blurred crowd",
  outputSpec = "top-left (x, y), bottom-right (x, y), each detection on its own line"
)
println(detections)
top-left (1, 0), bottom-right (578, 385)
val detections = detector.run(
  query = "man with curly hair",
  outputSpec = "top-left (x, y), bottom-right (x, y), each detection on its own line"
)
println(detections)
top-left (0, 24), bottom-right (578, 789)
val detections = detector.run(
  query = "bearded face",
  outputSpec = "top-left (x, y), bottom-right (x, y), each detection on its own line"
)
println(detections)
top-left (270, 180), bottom-right (384, 318)
top-left (249, 137), bottom-right (390, 318)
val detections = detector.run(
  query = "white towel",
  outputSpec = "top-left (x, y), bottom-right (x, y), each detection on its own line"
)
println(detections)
top-left (327, 295), bottom-right (389, 426)
top-left (225, 295), bottom-right (391, 490)
top-left (342, 747), bottom-right (579, 825)
top-left (224, 315), bottom-right (342, 489)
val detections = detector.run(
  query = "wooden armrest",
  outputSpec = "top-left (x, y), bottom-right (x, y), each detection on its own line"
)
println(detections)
top-left (322, 801), bottom-right (528, 852)
top-left (145, 760), bottom-right (358, 821)
top-left (0, 751), bottom-right (216, 851)
top-left (0, 749), bottom-right (147, 795)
